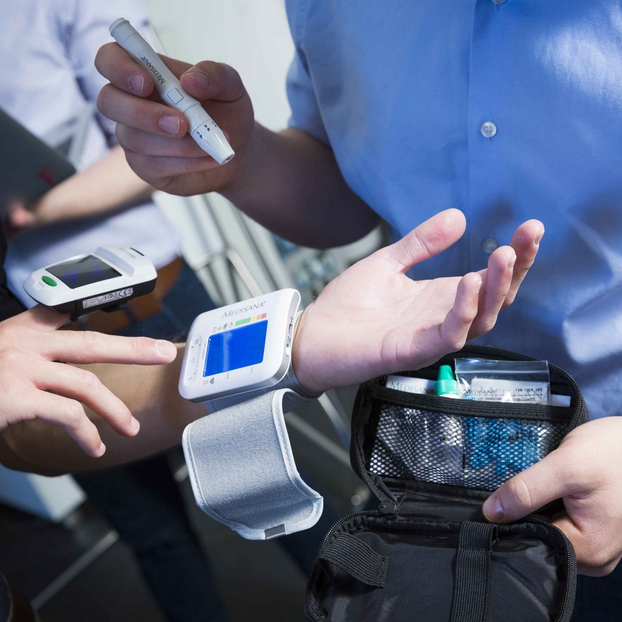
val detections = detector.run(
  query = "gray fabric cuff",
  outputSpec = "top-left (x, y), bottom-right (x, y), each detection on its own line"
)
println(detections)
top-left (183, 389), bottom-right (324, 540)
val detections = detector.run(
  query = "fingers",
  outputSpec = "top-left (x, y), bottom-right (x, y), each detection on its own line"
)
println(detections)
top-left (377, 209), bottom-right (467, 273)
top-left (411, 272), bottom-right (483, 364)
top-left (482, 448), bottom-right (580, 523)
top-left (95, 42), bottom-right (158, 97)
top-left (179, 61), bottom-right (247, 103)
top-left (34, 359), bottom-right (139, 437)
top-left (117, 124), bottom-right (208, 158)
top-left (98, 84), bottom-right (188, 138)
top-left (96, 48), bottom-right (247, 136)
top-left (34, 330), bottom-right (178, 366)
top-left (504, 220), bottom-right (544, 307)
top-left (467, 245), bottom-right (515, 340)
top-left (7, 204), bottom-right (35, 229)
top-left (6, 305), bottom-right (70, 331)
top-left (440, 273), bottom-right (483, 347)
top-left (26, 391), bottom-right (105, 458)
top-left (125, 151), bottom-right (220, 186)
top-left (2, 312), bottom-right (178, 365)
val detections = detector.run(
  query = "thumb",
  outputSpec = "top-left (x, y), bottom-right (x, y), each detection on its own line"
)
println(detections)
top-left (375, 208), bottom-right (466, 274)
top-left (482, 448), bottom-right (576, 523)
top-left (180, 61), bottom-right (247, 103)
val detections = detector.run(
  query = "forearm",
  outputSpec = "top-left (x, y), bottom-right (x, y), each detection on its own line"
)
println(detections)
top-left (31, 145), bottom-right (153, 225)
top-left (0, 345), bottom-right (203, 475)
top-left (222, 124), bottom-right (379, 248)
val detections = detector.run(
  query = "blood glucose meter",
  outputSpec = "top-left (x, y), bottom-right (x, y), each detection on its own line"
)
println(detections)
top-left (179, 289), bottom-right (324, 541)
top-left (23, 246), bottom-right (157, 319)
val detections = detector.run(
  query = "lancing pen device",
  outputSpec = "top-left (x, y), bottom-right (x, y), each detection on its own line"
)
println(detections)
top-left (109, 18), bottom-right (235, 165)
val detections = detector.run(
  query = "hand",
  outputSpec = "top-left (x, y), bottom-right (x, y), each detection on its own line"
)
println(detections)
top-left (0, 306), bottom-right (177, 458)
top-left (95, 43), bottom-right (255, 196)
top-left (2, 199), bottom-right (38, 238)
top-left (293, 209), bottom-right (543, 394)
top-left (483, 417), bottom-right (622, 576)
top-left (5, 202), bottom-right (36, 231)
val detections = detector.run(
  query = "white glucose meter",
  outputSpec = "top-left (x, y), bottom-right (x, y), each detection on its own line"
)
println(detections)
top-left (179, 288), bottom-right (308, 409)
top-left (23, 246), bottom-right (157, 319)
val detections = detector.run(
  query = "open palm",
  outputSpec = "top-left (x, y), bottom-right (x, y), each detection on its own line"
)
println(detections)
top-left (293, 209), bottom-right (543, 394)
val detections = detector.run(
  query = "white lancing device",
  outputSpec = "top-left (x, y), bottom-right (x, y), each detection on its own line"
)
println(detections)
top-left (109, 18), bottom-right (235, 165)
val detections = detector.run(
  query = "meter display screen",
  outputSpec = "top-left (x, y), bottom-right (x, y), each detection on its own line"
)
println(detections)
top-left (204, 320), bottom-right (268, 376)
top-left (47, 255), bottom-right (121, 289)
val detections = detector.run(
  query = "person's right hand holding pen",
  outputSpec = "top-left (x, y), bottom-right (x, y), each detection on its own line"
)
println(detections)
top-left (95, 31), bottom-right (380, 250)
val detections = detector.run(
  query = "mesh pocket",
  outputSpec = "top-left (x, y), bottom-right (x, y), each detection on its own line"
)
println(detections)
top-left (366, 403), bottom-right (566, 491)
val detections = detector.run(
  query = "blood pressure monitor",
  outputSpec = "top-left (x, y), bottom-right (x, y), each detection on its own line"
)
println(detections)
top-left (179, 289), bottom-right (307, 409)
top-left (23, 246), bottom-right (157, 319)
top-left (179, 289), bottom-right (325, 541)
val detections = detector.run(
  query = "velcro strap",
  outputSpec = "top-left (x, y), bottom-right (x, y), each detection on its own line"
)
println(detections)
top-left (450, 521), bottom-right (496, 622)
top-left (320, 533), bottom-right (389, 588)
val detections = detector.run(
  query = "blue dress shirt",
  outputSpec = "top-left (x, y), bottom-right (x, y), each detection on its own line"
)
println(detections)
top-left (285, 0), bottom-right (622, 419)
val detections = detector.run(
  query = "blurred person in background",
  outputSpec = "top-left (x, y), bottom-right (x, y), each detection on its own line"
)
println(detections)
top-left (0, 2), bottom-right (226, 620)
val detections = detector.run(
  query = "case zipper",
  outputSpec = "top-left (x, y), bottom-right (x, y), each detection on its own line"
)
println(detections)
top-left (304, 509), bottom-right (379, 621)
top-left (527, 516), bottom-right (577, 622)
top-left (377, 499), bottom-right (401, 518)
top-left (350, 386), bottom-right (397, 505)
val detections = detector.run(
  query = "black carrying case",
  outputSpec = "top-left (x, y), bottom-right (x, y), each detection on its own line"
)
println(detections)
top-left (305, 346), bottom-right (589, 622)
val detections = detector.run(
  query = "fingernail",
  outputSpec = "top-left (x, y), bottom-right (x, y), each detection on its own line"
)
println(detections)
top-left (97, 442), bottom-right (106, 457)
top-left (184, 71), bottom-right (210, 89)
top-left (474, 275), bottom-right (483, 295)
top-left (128, 74), bottom-right (145, 94)
top-left (158, 115), bottom-right (180, 135)
top-left (156, 340), bottom-right (177, 357)
top-left (535, 229), bottom-right (545, 246)
top-left (483, 495), bottom-right (504, 521)
top-left (130, 417), bottom-right (141, 434)
top-left (508, 255), bottom-right (516, 271)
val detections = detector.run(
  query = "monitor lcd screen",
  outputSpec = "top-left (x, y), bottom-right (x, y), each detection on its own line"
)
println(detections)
top-left (204, 320), bottom-right (268, 376)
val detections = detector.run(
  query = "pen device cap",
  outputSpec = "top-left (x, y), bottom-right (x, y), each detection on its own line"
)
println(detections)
top-left (109, 18), bottom-right (136, 44)
top-left (435, 365), bottom-right (460, 397)
top-left (186, 104), bottom-right (235, 165)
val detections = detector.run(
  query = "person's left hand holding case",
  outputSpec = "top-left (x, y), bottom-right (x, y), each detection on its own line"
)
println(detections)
top-left (0, 306), bottom-right (177, 458)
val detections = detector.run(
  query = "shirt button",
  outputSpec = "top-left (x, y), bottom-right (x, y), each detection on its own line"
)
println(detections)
top-left (482, 237), bottom-right (499, 254)
top-left (492, 0), bottom-right (506, 4)
top-left (480, 121), bottom-right (498, 138)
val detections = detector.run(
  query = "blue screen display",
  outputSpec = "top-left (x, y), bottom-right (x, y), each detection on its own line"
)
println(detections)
top-left (47, 255), bottom-right (120, 289)
top-left (204, 320), bottom-right (268, 376)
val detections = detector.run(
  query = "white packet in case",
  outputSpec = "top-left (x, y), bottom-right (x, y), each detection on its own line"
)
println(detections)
top-left (454, 359), bottom-right (551, 404)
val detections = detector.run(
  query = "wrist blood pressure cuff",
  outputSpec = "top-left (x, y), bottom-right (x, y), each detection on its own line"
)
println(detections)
top-left (305, 345), bottom-right (588, 622)
top-left (183, 389), bottom-right (323, 540)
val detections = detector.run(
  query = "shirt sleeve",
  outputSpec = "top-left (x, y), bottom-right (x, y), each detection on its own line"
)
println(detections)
top-left (285, 0), bottom-right (330, 146)
top-left (54, 0), bottom-right (153, 145)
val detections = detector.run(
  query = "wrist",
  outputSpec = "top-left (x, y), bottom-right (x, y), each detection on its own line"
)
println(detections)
top-left (291, 304), bottom-right (327, 395)
top-left (219, 121), bottom-right (266, 200)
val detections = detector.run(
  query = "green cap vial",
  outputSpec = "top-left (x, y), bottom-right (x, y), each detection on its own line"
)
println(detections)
top-left (435, 365), bottom-right (460, 398)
